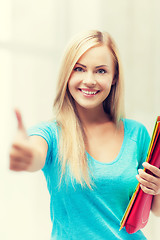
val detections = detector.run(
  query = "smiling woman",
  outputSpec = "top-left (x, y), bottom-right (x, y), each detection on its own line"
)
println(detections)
top-left (9, 30), bottom-right (160, 240)
top-left (53, 31), bottom-right (125, 187)
top-left (68, 45), bottom-right (116, 111)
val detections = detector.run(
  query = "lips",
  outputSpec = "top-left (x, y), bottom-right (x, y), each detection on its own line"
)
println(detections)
top-left (79, 88), bottom-right (100, 96)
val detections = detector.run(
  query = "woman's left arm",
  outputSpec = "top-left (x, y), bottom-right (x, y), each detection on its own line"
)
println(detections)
top-left (136, 161), bottom-right (160, 216)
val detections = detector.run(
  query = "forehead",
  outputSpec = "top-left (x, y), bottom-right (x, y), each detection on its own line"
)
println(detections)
top-left (78, 45), bottom-right (114, 65)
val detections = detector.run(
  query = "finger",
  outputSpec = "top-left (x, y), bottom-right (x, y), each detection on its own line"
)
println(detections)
top-left (136, 174), bottom-right (157, 190)
top-left (140, 184), bottom-right (156, 195)
top-left (142, 162), bottom-right (160, 178)
top-left (11, 143), bottom-right (33, 158)
top-left (10, 148), bottom-right (32, 164)
top-left (138, 169), bottom-right (159, 185)
top-left (136, 175), bottom-right (159, 195)
top-left (14, 108), bottom-right (25, 131)
top-left (10, 160), bottom-right (29, 171)
top-left (14, 109), bottom-right (28, 139)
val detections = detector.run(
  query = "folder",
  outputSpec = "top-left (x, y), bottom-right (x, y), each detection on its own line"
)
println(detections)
top-left (120, 116), bottom-right (160, 234)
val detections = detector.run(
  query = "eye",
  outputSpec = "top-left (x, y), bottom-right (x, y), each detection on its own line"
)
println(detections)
top-left (73, 67), bottom-right (84, 72)
top-left (97, 69), bottom-right (107, 74)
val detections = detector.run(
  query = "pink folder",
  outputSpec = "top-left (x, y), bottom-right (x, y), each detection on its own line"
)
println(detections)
top-left (120, 116), bottom-right (160, 234)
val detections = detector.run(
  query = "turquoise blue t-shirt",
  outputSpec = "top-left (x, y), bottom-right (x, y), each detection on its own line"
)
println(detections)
top-left (28, 118), bottom-right (150, 240)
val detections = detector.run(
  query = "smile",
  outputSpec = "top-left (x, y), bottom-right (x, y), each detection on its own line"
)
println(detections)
top-left (79, 89), bottom-right (99, 96)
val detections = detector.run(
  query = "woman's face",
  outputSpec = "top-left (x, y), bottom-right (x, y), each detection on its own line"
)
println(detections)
top-left (68, 45), bottom-right (116, 112)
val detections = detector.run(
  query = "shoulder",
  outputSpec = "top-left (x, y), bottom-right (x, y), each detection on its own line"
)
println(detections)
top-left (123, 118), bottom-right (146, 129)
top-left (27, 119), bottom-right (59, 143)
top-left (122, 118), bottom-right (150, 142)
top-left (28, 119), bottom-right (58, 132)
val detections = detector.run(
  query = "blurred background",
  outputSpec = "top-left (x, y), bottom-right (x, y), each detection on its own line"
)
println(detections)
top-left (1, 0), bottom-right (160, 239)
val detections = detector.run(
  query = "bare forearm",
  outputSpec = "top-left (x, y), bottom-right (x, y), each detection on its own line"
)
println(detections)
top-left (26, 136), bottom-right (48, 172)
top-left (26, 144), bottom-right (45, 172)
top-left (151, 194), bottom-right (160, 217)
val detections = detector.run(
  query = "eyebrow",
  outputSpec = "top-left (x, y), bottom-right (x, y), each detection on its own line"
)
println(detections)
top-left (76, 63), bottom-right (87, 68)
top-left (76, 63), bottom-right (109, 69)
top-left (95, 65), bottom-right (109, 69)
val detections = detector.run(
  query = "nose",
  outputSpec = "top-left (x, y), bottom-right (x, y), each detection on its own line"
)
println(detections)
top-left (82, 72), bottom-right (96, 87)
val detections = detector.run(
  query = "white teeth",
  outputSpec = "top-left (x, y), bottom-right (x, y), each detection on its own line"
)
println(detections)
top-left (81, 90), bottom-right (98, 95)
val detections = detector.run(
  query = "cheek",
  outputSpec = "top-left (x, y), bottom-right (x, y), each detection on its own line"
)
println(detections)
top-left (100, 77), bottom-right (113, 89)
top-left (68, 78), bottom-right (74, 92)
top-left (67, 77), bottom-right (78, 97)
top-left (68, 74), bottom-right (80, 89)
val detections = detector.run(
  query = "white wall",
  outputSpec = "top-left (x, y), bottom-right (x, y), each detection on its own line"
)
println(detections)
top-left (1, 0), bottom-right (160, 239)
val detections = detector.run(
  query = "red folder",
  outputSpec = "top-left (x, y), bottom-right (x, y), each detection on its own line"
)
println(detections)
top-left (120, 116), bottom-right (160, 234)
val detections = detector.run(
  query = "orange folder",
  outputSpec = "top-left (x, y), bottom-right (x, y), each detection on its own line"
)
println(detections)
top-left (120, 116), bottom-right (160, 234)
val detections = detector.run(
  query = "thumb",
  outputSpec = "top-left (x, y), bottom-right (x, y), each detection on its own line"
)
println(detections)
top-left (14, 108), bottom-right (26, 132)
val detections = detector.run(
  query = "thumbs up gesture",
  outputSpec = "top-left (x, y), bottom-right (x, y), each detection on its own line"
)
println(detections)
top-left (9, 109), bottom-right (34, 171)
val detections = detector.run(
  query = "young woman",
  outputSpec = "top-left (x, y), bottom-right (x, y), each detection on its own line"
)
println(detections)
top-left (10, 30), bottom-right (160, 240)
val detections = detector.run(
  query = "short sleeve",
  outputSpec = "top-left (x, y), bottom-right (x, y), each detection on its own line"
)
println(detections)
top-left (27, 120), bottom-right (59, 172)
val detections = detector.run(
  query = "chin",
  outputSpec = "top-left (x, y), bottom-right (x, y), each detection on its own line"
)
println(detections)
top-left (76, 103), bottom-right (102, 111)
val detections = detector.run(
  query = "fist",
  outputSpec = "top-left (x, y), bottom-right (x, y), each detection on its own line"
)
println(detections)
top-left (9, 109), bottom-right (34, 171)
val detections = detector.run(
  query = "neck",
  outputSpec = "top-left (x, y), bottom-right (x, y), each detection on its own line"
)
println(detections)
top-left (75, 104), bottom-right (111, 127)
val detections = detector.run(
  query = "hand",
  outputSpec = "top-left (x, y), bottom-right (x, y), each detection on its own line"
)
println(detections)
top-left (136, 162), bottom-right (160, 195)
top-left (9, 109), bottom-right (34, 171)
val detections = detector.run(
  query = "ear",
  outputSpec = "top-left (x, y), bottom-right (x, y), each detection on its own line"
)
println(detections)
top-left (112, 63), bottom-right (119, 85)
top-left (112, 75), bottom-right (117, 85)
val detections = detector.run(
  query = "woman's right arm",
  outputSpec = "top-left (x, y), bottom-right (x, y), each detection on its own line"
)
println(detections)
top-left (9, 109), bottom-right (48, 172)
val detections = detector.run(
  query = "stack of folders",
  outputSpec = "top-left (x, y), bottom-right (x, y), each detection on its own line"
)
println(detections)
top-left (120, 116), bottom-right (160, 234)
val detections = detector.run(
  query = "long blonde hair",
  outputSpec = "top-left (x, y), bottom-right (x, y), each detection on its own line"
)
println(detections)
top-left (53, 30), bottom-right (125, 188)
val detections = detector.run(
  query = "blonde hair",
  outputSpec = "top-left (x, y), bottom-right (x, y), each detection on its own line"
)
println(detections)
top-left (53, 30), bottom-right (125, 188)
